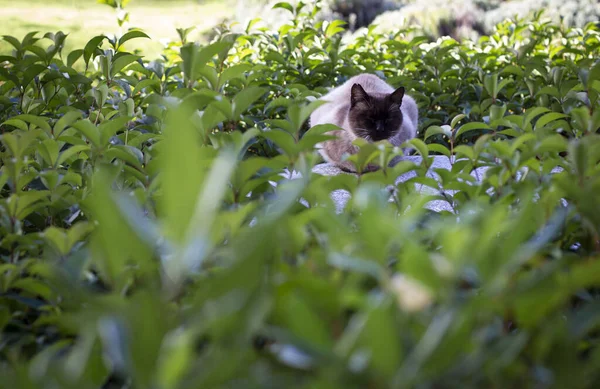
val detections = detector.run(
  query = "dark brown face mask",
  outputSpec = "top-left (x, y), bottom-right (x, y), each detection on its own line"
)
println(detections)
top-left (348, 83), bottom-right (405, 142)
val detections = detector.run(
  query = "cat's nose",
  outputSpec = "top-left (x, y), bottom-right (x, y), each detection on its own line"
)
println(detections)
top-left (376, 122), bottom-right (384, 132)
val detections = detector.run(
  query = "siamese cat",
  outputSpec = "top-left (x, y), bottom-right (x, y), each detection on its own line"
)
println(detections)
top-left (310, 73), bottom-right (418, 173)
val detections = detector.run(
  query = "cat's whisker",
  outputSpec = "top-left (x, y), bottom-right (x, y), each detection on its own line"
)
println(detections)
top-left (355, 129), bottom-right (371, 141)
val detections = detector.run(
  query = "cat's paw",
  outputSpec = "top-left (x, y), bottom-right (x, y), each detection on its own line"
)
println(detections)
top-left (335, 162), bottom-right (379, 174)
top-left (338, 164), bottom-right (358, 173)
top-left (388, 155), bottom-right (403, 167)
top-left (361, 164), bottom-right (381, 174)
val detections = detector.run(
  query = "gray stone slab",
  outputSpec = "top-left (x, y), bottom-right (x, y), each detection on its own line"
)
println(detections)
top-left (311, 156), bottom-right (463, 213)
top-left (268, 156), bottom-right (564, 214)
top-left (309, 156), bottom-right (563, 213)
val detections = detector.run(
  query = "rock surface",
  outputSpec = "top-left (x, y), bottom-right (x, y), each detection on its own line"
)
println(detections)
top-left (275, 156), bottom-right (564, 214)
top-left (309, 156), bottom-right (563, 213)
top-left (311, 156), bottom-right (470, 213)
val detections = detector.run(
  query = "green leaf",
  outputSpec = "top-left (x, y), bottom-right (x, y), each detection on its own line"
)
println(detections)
top-left (454, 145), bottom-right (474, 160)
top-left (132, 78), bottom-right (160, 95)
top-left (501, 65), bottom-right (524, 77)
top-left (273, 2), bottom-right (294, 13)
top-left (497, 78), bottom-right (513, 94)
top-left (535, 135), bottom-right (568, 154)
top-left (277, 292), bottom-right (333, 348)
top-left (57, 145), bottom-right (90, 166)
top-left (288, 100), bottom-right (327, 133)
top-left (0, 306), bottom-right (10, 332)
top-left (2, 35), bottom-right (21, 51)
top-left (67, 49), bottom-right (84, 67)
top-left (44, 223), bottom-right (92, 255)
top-left (110, 54), bottom-right (141, 76)
top-left (265, 97), bottom-right (295, 112)
top-left (233, 87), bottom-right (266, 117)
top-left (266, 119), bottom-right (294, 133)
top-left (523, 107), bottom-right (550, 131)
top-left (534, 112), bottom-right (568, 131)
top-left (9, 191), bottom-right (50, 219)
top-left (490, 103), bottom-right (507, 123)
top-left (211, 98), bottom-right (234, 121)
top-left (536, 85), bottom-right (560, 98)
top-left (11, 278), bottom-right (53, 301)
top-left (450, 114), bottom-right (466, 129)
top-left (156, 330), bottom-right (195, 389)
top-left (159, 104), bottom-right (209, 243)
top-left (93, 83), bottom-right (110, 108)
top-left (427, 143), bottom-right (451, 157)
top-left (54, 110), bottom-right (83, 137)
top-left (88, 168), bottom-right (156, 290)
top-left (325, 20), bottom-right (346, 37)
top-left (181, 41), bottom-right (231, 83)
top-left (0, 67), bottom-right (19, 86)
top-left (83, 35), bottom-right (107, 66)
top-left (8, 114), bottom-right (52, 134)
top-left (99, 116), bottom-right (131, 145)
top-left (168, 147), bottom-right (238, 285)
top-left (218, 63), bottom-right (252, 89)
top-left (179, 43), bottom-right (197, 83)
top-left (39, 139), bottom-right (60, 166)
top-left (21, 64), bottom-right (47, 88)
top-left (484, 73), bottom-right (499, 99)
top-left (265, 51), bottom-right (287, 64)
top-left (456, 122), bottom-right (491, 138)
top-left (104, 146), bottom-right (143, 168)
top-left (298, 133), bottom-right (336, 152)
top-left (261, 130), bottom-right (298, 157)
top-left (425, 125), bottom-right (452, 140)
top-left (118, 29), bottom-right (150, 48)
top-left (407, 138), bottom-right (429, 158)
top-left (337, 297), bottom-right (402, 379)
top-left (72, 119), bottom-right (101, 147)
top-left (2, 119), bottom-right (29, 131)
top-left (303, 123), bottom-right (342, 136)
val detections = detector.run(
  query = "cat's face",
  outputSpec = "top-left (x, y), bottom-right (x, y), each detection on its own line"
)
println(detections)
top-left (348, 84), bottom-right (404, 142)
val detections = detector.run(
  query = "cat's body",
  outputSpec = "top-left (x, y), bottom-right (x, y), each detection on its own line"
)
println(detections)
top-left (310, 73), bottom-right (418, 172)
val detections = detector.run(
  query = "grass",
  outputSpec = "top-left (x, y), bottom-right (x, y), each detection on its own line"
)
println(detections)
top-left (0, 0), bottom-right (235, 60)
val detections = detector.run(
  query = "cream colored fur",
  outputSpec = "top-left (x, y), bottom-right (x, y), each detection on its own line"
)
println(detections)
top-left (310, 73), bottom-right (418, 172)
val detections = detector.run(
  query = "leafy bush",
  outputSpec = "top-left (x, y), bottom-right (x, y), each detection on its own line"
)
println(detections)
top-left (484, 0), bottom-right (600, 32)
top-left (1, 1), bottom-right (600, 388)
top-left (321, 0), bottom-right (401, 29)
top-left (370, 0), bottom-right (600, 40)
top-left (234, 0), bottom-right (600, 40)
top-left (234, 0), bottom-right (402, 31)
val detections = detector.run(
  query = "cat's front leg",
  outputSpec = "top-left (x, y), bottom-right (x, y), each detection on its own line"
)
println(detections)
top-left (337, 161), bottom-right (380, 174)
top-left (336, 160), bottom-right (359, 173)
top-left (362, 163), bottom-right (380, 173)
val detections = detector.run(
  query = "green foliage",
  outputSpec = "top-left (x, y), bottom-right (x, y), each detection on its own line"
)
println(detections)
top-left (97, 0), bottom-right (132, 28)
top-left (368, 0), bottom-right (600, 41)
top-left (1, 1), bottom-right (600, 388)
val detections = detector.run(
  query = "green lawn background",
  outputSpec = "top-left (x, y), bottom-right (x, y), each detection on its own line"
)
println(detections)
top-left (0, 0), bottom-right (234, 59)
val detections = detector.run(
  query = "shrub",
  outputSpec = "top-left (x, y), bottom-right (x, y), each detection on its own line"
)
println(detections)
top-left (1, 1), bottom-right (600, 388)
top-left (367, 0), bottom-right (486, 40)
top-left (370, 0), bottom-right (600, 40)
top-left (321, 0), bottom-right (401, 30)
top-left (484, 0), bottom-right (600, 32)
top-left (232, 0), bottom-right (401, 32)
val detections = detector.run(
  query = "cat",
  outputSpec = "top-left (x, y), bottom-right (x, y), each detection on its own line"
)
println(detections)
top-left (310, 73), bottom-right (418, 173)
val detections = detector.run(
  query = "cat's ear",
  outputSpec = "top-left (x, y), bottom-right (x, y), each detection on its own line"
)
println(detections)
top-left (389, 86), bottom-right (405, 106)
top-left (351, 84), bottom-right (369, 107)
